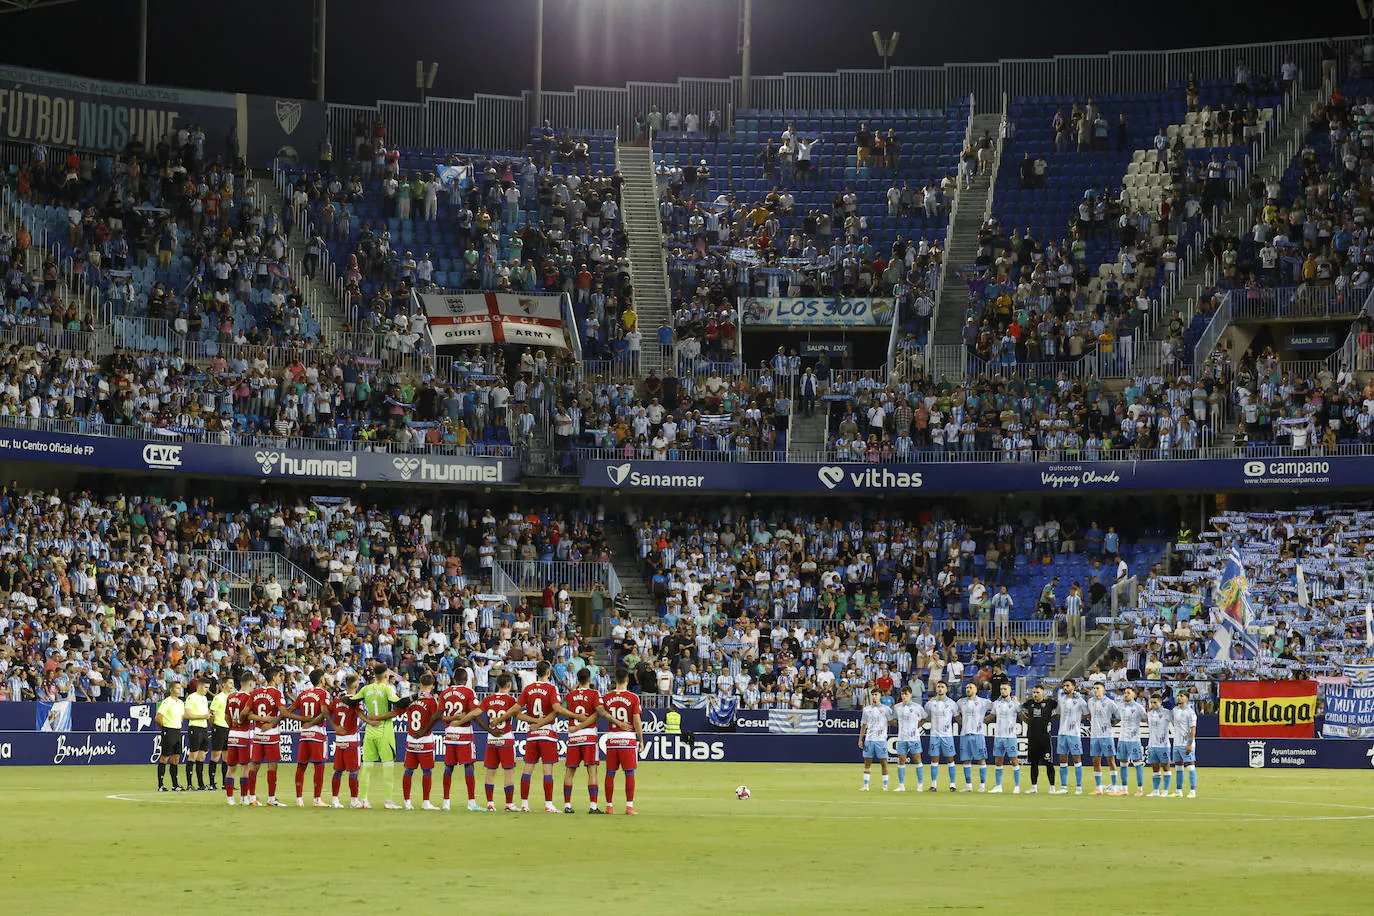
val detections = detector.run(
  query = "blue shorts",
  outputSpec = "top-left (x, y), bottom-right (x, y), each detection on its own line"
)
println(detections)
top-left (1117, 741), bottom-right (1144, 763)
top-left (992, 737), bottom-right (1020, 760)
top-left (928, 736), bottom-right (956, 759)
top-left (959, 734), bottom-right (987, 762)
top-left (1055, 735), bottom-right (1083, 757)
top-left (1089, 738), bottom-right (1117, 759)
top-left (895, 739), bottom-right (923, 758)
top-left (862, 740), bottom-right (887, 761)
top-left (1147, 746), bottom-right (1172, 766)
top-left (1171, 745), bottom-right (1195, 764)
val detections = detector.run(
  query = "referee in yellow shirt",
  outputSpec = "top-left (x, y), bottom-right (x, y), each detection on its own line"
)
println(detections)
top-left (184, 680), bottom-right (211, 791)
top-left (209, 680), bottom-right (230, 791)
top-left (156, 683), bottom-right (187, 792)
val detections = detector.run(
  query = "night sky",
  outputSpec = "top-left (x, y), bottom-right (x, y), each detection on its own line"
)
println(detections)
top-left (1, 0), bottom-right (1366, 105)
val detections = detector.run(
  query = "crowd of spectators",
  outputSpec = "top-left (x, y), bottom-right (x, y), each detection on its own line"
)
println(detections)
top-left (1112, 507), bottom-right (1373, 695)
top-left (0, 490), bottom-right (618, 703)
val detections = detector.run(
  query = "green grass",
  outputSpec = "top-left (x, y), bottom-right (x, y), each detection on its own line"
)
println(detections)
top-left (1, 765), bottom-right (1371, 914)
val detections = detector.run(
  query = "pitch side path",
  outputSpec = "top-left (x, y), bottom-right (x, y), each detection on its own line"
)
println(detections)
top-left (2, 764), bottom-right (1370, 913)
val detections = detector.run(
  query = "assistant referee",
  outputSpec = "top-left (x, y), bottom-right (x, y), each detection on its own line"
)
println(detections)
top-left (156, 683), bottom-right (187, 792)
top-left (1020, 684), bottom-right (1057, 793)
top-left (184, 680), bottom-right (211, 791)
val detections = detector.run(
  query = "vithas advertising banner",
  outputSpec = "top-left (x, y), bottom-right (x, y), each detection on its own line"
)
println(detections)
top-left (1218, 680), bottom-right (1318, 738)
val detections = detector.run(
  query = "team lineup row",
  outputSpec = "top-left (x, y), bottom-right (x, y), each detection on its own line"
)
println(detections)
top-left (857, 679), bottom-right (1200, 797)
top-left (152, 662), bottom-right (645, 814)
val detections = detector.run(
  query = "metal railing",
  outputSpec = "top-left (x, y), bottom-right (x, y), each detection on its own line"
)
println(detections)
top-left (1191, 291), bottom-right (1234, 369)
top-left (189, 550), bottom-right (324, 597)
top-left (497, 560), bottom-right (615, 594)
top-left (1228, 285), bottom-right (1365, 320)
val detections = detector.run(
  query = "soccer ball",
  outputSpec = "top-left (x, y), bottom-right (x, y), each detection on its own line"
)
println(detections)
top-left (735, 785), bottom-right (751, 800)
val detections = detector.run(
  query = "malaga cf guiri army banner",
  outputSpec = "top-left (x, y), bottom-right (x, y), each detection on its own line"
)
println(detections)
top-left (420, 292), bottom-right (569, 349)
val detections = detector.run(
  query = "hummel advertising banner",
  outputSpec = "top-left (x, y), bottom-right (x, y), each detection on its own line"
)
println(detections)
top-left (421, 292), bottom-right (568, 349)
top-left (0, 426), bottom-right (519, 486)
top-left (582, 456), bottom-right (1373, 494)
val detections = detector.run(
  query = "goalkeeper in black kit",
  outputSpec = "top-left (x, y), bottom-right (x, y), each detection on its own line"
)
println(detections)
top-left (1020, 684), bottom-right (1057, 794)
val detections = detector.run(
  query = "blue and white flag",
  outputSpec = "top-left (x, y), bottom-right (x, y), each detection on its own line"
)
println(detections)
top-left (672, 694), bottom-right (710, 710)
top-left (767, 709), bottom-right (818, 735)
top-left (1207, 546), bottom-right (1259, 661)
top-left (706, 695), bottom-right (738, 728)
top-left (1322, 663), bottom-right (1374, 738)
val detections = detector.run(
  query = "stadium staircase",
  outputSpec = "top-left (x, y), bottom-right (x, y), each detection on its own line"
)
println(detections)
top-left (603, 524), bottom-right (657, 621)
top-left (786, 400), bottom-right (828, 460)
top-left (615, 142), bottom-right (672, 377)
top-left (1139, 82), bottom-right (1326, 372)
top-left (190, 550), bottom-right (324, 611)
top-left (1045, 624), bottom-right (1113, 685)
top-left (252, 172), bottom-right (345, 338)
top-left (931, 112), bottom-right (1003, 347)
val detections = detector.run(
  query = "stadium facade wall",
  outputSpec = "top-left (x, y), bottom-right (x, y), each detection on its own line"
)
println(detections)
top-left (325, 35), bottom-right (1363, 152)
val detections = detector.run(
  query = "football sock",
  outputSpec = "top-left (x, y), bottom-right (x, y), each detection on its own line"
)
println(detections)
top-left (1119, 765), bottom-right (1127, 787)
top-left (624, 770), bottom-right (635, 804)
top-left (444, 766), bottom-right (454, 800)
top-left (382, 762), bottom-right (395, 801)
top-left (503, 782), bottom-right (514, 805)
top-left (332, 773), bottom-right (342, 799)
top-left (185, 763), bottom-right (193, 787)
top-left (994, 766), bottom-right (1002, 788)
top-left (881, 773), bottom-right (888, 790)
top-left (402, 769), bottom-right (414, 800)
top-left (605, 774), bottom-right (616, 805)
top-left (564, 782), bottom-right (574, 804)
top-left (963, 765), bottom-right (972, 786)
top-left (543, 775), bottom-right (554, 803)
top-left (266, 769), bottom-right (277, 798)
top-left (295, 764), bottom-right (307, 799)
top-left (1188, 765), bottom-right (1197, 791)
top-left (157, 763), bottom-right (165, 787)
top-left (1012, 766), bottom-right (1020, 788)
top-left (947, 764), bottom-right (955, 784)
top-left (1094, 771), bottom-right (1103, 789)
top-left (1059, 764), bottom-right (1068, 786)
top-left (485, 781), bottom-right (495, 803)
top-left (1135, 763), bottom-right (1145, 788)
top-left (225, 778), bottom-right (235, 799)
top-left (465, 766), bottom-right (476, 801)
top-left (359, 762), bottom-right (373, 800)
top-left (221, 762), bottom-right (229, 783)
top-left (929, 763), bottom-right (939, 786)
top-left (422, 771), bottom-right (432, 801)
top-left (897, 765), bottom-right (906, 787)
top-left (314, 764), bottom-right (325, 800)
top-left (979, 765), bottom-right (987, 787)
top-left (349, 773), bottom-right (359, 798)
top-left (588, 782), bottom-right (598, 804)
top-left (1175, 769), bottom-right (1184, 790)
top-left (1074, 764), bottom-right (1083, 788)
top-left (196, 762), bottom-right (205, 789)
top-left (1152, 773), bottom-right (1161, 792)
top-left (863, 772), bottom-right (871, 788)
top-left (520, 774), bottom-right (531, 802)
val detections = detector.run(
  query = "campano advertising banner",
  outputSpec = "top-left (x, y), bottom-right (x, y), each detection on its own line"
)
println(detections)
top-left (1218, 680), bottom-right (1319, 738)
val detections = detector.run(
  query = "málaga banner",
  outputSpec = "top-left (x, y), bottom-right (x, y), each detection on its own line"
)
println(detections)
top-left (420, 292), bottom-right (568, 349)
top-left (1218, 680), bottom-right (1318, 738)
top-left (1322, 662), bottom-right (1374, 739)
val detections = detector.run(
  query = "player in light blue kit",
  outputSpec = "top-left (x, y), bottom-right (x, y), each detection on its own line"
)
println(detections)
top-left (988, 682), bottom-right (1021, 794)
top-left (922, 681), bottom-right (959, 791)
top-left (956, 682), bottom-right (992, 792)
top-left (1170, 689), bottom-right (1198, 798)
top-left (1115, 687), bottom-right (1148, 796)
top-left (1052, 679), bottom-right (1087, 795)
top-left (1087, 682), bottom-right (1123, 795)
top-left (892, 686), bottom-right (926, 792)
top-left (858, 688), bottom-right (895, 791)
top-left (1145, 693), bottom-right (1174, 796)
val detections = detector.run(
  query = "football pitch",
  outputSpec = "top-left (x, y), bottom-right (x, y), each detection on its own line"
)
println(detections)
top-left (2, 765), bottom-right (1371, 914)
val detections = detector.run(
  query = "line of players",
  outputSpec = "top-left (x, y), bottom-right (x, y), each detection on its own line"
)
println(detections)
top-left (858, 679), bottom-right (1200, 797)
top-left (218, 660), bottom-right (646, 813)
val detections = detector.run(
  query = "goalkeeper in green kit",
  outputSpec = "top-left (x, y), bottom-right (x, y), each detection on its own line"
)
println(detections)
top-left (354, 663), bottom-right (404, 810)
